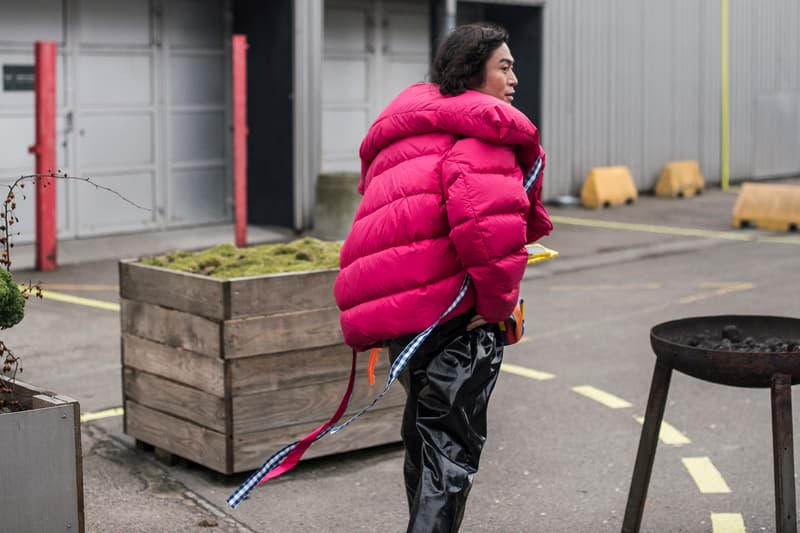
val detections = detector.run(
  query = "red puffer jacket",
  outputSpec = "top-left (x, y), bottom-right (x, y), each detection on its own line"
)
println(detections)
top-left (334, 83), bottom-right (552, 351)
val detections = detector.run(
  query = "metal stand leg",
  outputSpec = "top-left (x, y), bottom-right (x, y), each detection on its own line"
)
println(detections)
top-left (621, 359), bottom-right (673, 533)
top-left (771, 373), bottom-right (797, 533)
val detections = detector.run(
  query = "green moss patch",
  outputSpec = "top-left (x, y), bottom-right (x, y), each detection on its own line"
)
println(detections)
top-left (140, 237), bottom-right (342, 279)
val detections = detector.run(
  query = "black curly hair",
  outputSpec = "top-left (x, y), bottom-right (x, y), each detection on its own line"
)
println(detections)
top-left (430, 23), bottom-right (509, 96)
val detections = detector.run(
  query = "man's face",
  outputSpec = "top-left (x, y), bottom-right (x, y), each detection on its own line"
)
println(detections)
top-left (475, 43), bottom-right (518, 104)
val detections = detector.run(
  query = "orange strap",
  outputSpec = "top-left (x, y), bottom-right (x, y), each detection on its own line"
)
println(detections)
top-left (367, 347), bottom-right (381, 385)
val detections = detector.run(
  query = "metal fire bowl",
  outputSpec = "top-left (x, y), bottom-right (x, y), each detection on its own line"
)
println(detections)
top-left (651, 315), bottom-right (800, 388)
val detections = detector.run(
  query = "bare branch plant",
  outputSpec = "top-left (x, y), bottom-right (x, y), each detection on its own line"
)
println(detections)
top-left (0, 171), bottom-right (148, 411)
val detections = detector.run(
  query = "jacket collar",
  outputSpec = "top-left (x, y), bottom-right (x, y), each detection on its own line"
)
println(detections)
top-left (359, 82), bottom-right (540, 167)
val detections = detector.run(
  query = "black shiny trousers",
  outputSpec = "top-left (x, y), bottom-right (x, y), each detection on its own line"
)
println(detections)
top-left (387, 313), bottom-right (504, 533)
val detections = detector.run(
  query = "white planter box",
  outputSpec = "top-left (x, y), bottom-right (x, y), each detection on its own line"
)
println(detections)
top-left (0, 376), bottom-right (85, 532)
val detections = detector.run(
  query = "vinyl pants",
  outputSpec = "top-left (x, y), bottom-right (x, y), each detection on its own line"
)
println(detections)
top-left (387, 311), bottom-right (504, 533)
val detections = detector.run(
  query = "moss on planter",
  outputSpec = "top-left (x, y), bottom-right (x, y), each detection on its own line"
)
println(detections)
top-left (140, 237), bottom-right (341, 279)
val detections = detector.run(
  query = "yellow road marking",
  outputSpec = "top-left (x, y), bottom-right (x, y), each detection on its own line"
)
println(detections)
top-left (501, 362), bottom-right (555, 381)
top-left (526, 280), bottom-right (748, 344)
top-left (40, 289), bottom-right (120, 311)
top-left (39, 283), bottom-right (118, 291)
top-left (525, 303), bottom-right (671, 343)
top-left (572, 385), bottom-right (632, 409)
top-left (551, 215), bottom-right (800, 244)
top-left (80, 406), bottom-right (124, 423)
top-left (761, 234), bottom-right (800, 244)
top-left (550, 215), bottom-right (753, 240)
top-left (711, 513), bottom-right (746, 533)
top-left (682, 457), bottom-right (732, 493)
top-left (678, 282), bottom-right (753, 304)
top-left (548, 283), bottom-right (662, 291)
top-left (634, 416), bottom-right (691, 445)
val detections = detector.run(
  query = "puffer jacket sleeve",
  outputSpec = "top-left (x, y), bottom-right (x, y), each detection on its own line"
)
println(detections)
top-left (526, 154), bottom-right (553, 243)
top-left (443, 137), bottom-right (531, 323)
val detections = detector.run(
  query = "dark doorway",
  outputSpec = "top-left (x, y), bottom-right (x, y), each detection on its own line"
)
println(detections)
top-left (233, 0), bottom-right (294, 227)
top-left (431, 2), bottom-right (544, 128)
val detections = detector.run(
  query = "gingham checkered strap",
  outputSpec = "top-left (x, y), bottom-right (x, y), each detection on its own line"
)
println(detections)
top-left (227, 276), bottom-right (470, 508)
top-left (227, 156), bottom-right (542, 509)
top-left (329, 274), bottom-right (471, 436)
top-left (227, 351), bottom-right (357, 508)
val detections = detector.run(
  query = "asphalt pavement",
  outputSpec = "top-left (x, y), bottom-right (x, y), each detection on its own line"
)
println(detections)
top-left (7, 178), bottom-right (800, 532)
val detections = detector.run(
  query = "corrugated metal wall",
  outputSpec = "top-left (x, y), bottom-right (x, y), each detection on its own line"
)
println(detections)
top-left (733, 0), bottom-right (800, 178)
top-left (540, 0), bottom-right (800, 198)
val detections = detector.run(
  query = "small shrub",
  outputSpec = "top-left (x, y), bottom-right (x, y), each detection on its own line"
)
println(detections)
top-left (0, 270), bottom-right (25, 330)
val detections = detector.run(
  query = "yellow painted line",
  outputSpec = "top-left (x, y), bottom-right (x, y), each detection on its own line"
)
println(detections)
top-left (551, 215), bottom-right (800, 245)
top-left (527, 281), bottom-right (752, 344)
top-left (550, 215), bottom-right (753, 240)
top-left (678, 282), bottom-right (753, 304)
top-left (549, 283), bottom-right (662, 291)
top-left (501, 362), bottom-right (555, 381)
top-left (682, 457), bottom-right (732, 493)
top-left (572, 385), bottom-right (632, 409)
top-left (40, 289), bottom-right (120, 311)
top-left (761, 234), bottom-right (800, 244)
top-left (634, 416), bottom-right (691, 445)
top-left (525, 303), bottom-right (671, 343)
top-left (711, 513), bottom-right (746, 533)
top-left (698, 281), bottom-right (751, 289)
top-left (40, 283), bottom-right (118, 291)
top-left (80, 406), bottom-right (124, 423)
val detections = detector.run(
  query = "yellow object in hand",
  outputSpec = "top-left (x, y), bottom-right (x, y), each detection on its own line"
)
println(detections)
top-left (526, 243), bottom-right (559, 265)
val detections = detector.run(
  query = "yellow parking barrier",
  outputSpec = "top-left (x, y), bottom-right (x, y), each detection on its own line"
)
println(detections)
top-left (732, 182), bottom-right (800, 232)
top-left (655, 160), bottom-right (705, 198)
top-left (580, 166), bottom-right (638, 209)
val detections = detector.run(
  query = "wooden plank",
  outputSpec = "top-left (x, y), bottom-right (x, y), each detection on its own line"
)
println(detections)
top-left (119, 260), bottom-right (226, 319)
top-left (122, 334), bottom-right (225, 397)
top-left (223, 306), bottom-right (343, 358)
top-left (232, 372), bottom-right (406, 434)
top-left (229, 344), bottom-right (394, 395)
top-left (228, 269), bottom-right (338, 318)
top-left (123, 369), bottom-right (226, 433)
top-left (120, 298), bottom-right (220, 357)
top-left (124, 401), bottom-right (228, 474)
top-left (233, 405), bottom-right (403, 472)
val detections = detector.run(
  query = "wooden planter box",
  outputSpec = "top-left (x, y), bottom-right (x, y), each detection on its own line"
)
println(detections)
top-left (0, 377), bottom-right (85, 532)
top-left (119, 260), bottom-right (405, 475)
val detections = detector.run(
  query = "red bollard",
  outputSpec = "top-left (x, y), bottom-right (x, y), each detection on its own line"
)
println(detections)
top-left (28, 41), bottom-right (58, 271)
top-left (232, 35), bottom-right (248, 248)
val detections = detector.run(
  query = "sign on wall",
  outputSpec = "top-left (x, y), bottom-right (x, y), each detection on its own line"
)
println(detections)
top-left (2, 65), bottom-right (35, 91)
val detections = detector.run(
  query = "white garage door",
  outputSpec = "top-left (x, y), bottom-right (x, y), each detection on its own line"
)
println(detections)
top-left (322, 0), bottom-right (430, 173)
top-left (0, 0), bottom-right (68, 241)
top-left (0, 0), bottom-right (230, 242)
